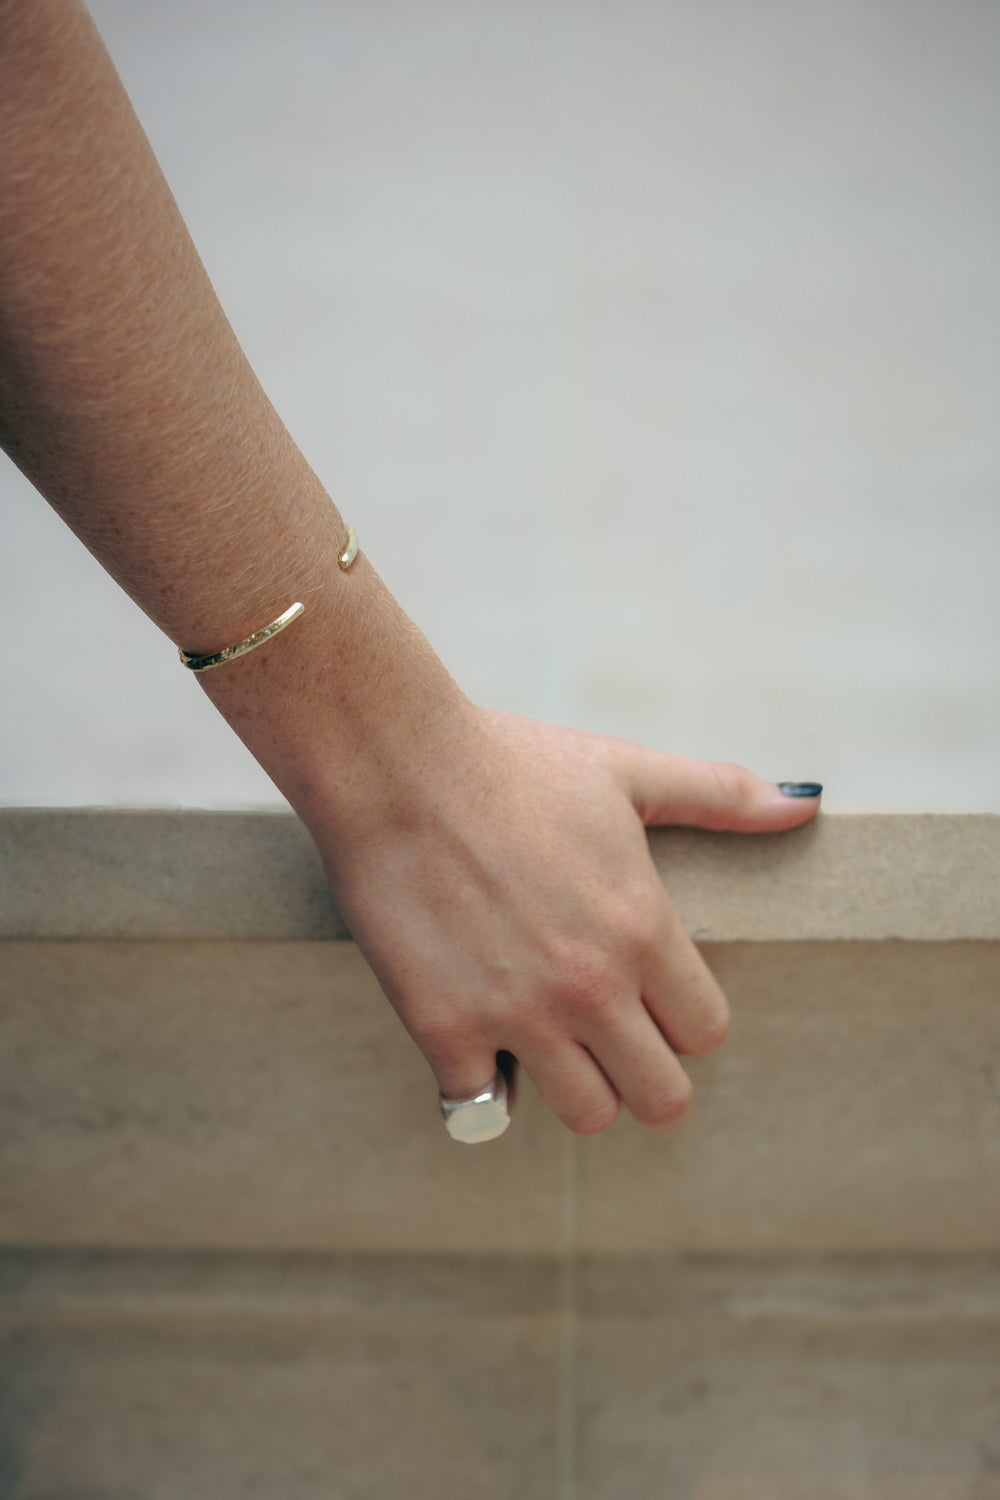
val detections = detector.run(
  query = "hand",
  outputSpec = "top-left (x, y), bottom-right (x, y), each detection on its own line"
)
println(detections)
top-left (311, 707), bottom-right (821, 1135)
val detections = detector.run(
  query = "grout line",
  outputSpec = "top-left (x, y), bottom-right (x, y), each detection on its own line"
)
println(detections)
top-left (556, 1129), bottom-right (581, 1500)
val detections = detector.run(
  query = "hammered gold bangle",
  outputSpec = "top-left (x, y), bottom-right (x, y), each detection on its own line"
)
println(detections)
top-left (178, 524), bottom-right (359, 673)
top-left (178, 601), bottom-right (305, 672)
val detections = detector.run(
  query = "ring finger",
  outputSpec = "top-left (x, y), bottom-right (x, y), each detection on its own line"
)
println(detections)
top-left (578, 1004), bottom-right (694, 1130)
top-left (642, 898), bottom-right (731, 1057)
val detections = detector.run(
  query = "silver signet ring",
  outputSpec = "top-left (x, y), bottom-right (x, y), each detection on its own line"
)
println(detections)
top-left (439, 1069), bottom-right (511, 1144)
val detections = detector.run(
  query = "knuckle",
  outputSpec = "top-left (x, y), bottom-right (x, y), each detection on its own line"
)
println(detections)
top-left (558, 952), bottom-right (618, 1019)
top-left (575, 989), bottom-right (618, 1030)
top-left (638, 1078), bottom-right (693, 1129)
top-left (413, 1007), bottom-right (477, 1063)
top-left (620, 892), bottom-right (664, 958)
top-left (688, 1007), bottom-right (731, 1056)
top-left (565, 1097), bottom-right (620, 1136)
top-left (711, 760), bottom-right (754, 805)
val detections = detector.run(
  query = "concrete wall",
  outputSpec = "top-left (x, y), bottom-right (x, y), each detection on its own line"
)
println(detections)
top-left (2, 810), bottom-right (998, 1496)
top-left (2, 0), bottom-right (999, 813)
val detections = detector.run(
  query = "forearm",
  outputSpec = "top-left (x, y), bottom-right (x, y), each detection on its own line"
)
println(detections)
top-left (0, 0), bottom-right (474, 830)
top-left (0, 0), bottom-right (330, 640)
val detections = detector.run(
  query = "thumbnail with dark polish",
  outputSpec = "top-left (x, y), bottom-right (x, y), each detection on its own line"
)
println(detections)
top-left (777, 782), bottom-right (823, 798)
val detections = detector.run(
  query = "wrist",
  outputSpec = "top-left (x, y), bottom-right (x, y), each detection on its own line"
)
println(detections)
top-left (196, 550), bottom-right (481, 842)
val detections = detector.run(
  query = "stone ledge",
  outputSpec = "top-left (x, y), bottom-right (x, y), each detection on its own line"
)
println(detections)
top-left (2, 940), bottom-right (997, 1253)
top-left (2, 1250), bottom-right (999, 1322)
top-left (2, 809), bottom-right (999, 941)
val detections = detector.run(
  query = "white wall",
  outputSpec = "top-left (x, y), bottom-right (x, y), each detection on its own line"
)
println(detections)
top-left (3, 0), bottom-right (998, 811)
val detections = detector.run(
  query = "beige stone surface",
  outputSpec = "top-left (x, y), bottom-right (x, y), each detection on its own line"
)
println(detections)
top-left (649, 815), bottom-right (1000, 941)
top-left (577, 942), bottom-right (1000, 1252)
top-left (0, 1295), bottom-right (560, 1500)
top-left (0, 809), bottom-right (347, 941)
top-left (0, 1249), bottom-right (562, 1319)
top-left (683, 1483), bottom-right (1000, 1499)
top-left (577, 1253), bottom-right (1000, 1322)
top-left (576, 1314), bottom-right (1000, 1500)
top-left (3, 810), bottom-right (999, 940)
top-left (3, 811), bottom-right (998, 1493)
top-left (0, 942), bottom-right (570, 1253)
top-left (1, 1250), bottom-right (997, 1500)
top-left (3, 937), bottom-right (997, 1254)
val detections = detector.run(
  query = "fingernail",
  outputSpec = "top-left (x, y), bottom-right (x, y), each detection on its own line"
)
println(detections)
top-left (777, 781), bottom-right (823, 798)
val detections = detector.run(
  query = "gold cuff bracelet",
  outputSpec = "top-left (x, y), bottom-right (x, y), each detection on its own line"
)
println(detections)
top-left (178, 524), bottom-right (359, 672)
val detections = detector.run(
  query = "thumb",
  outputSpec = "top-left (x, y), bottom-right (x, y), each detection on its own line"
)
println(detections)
top-left (624, 748), bottom-right (823, 833)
